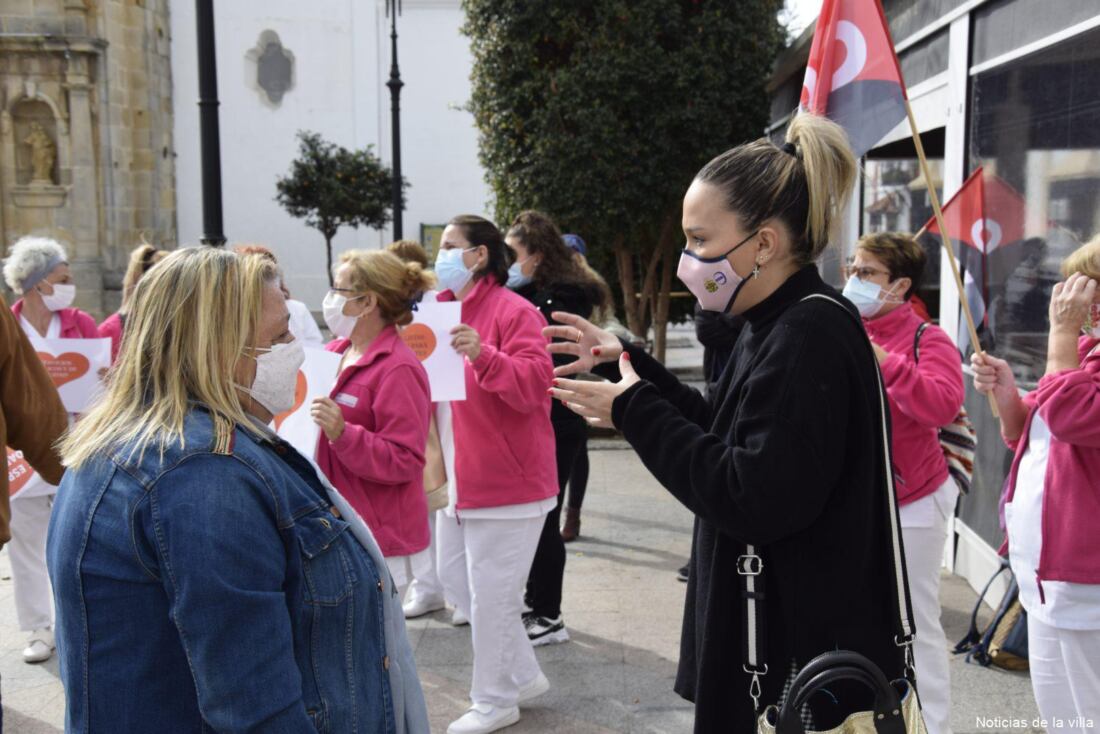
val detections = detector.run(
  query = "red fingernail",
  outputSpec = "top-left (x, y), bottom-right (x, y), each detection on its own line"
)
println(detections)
top-left (593, 348), bottom-right (601, 356)
top-left (623, 352), bottom-right (631, 361)
top-left (552, 379), bottom-right (560, 385)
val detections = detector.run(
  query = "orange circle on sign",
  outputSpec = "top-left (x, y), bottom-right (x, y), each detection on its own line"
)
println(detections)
top-left (36, 352), bottom-right (91, 388)
top-left (274, 370), bottom-right (308, 430)
top-left (401, 324), bottom-right (437, 362)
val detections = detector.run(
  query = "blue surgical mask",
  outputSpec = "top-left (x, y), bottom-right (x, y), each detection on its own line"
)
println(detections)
top-left (842, 275), bottom-right (888, 319)
top-left (435, 247), bottom-right (475, 294)
top-left (506, 257), bottom-right (534, 290)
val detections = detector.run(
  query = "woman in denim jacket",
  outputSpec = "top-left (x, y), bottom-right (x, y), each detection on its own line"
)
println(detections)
top-left (46, 247), bottom-right (428, 733)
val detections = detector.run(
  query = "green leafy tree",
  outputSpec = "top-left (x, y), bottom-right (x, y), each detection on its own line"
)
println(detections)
top-left (463, 0), bottom-right (782, 358)
top-left (276, 131), bottom-right (403, 285)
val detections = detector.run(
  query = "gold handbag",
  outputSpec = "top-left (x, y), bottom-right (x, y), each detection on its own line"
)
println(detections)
top-left (746, 295), bottom-right (929, 734)
top-left (756, 653), bottom-right (927, 734)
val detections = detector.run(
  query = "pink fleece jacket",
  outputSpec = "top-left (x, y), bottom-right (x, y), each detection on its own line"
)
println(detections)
top-left (98, 312), bottom-right (124, 363)
top-left (1001, 336), bottom-right (1100, 586)
top-left (864, 303), bottom-right (964, 506)
top-left (437, 277), bottom-right (558, 510)
top-left (316, 325), bottom-right (432, 558)
top-left (11, 301), bottom-right (99, 340)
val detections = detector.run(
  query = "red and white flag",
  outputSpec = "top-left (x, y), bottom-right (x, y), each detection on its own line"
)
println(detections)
top-left (800, 0), bottom-right (908, 156)
top-left (922, 168), bottom-right (1027, 351)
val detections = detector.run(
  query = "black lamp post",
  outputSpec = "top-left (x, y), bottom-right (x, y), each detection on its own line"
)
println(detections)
top-left (196, 0), bottom-right (225, 246)
top-left (386, 0), bottom-right (404, 240)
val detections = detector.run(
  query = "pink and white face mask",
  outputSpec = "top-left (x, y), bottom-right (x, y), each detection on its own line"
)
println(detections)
top-left (676, 231), bottom-right (758, 313)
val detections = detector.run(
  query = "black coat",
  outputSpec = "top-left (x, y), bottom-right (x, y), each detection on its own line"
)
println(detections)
top-left (515, 279), bottom-right (603, 425)
top-left (605, 267), bottom-right (905, 733)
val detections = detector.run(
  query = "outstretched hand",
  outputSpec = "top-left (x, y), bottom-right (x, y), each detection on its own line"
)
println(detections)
top-left (548, 352), bottom-right (640, 428)
top-left (542, 311), bottom-right (623, 377)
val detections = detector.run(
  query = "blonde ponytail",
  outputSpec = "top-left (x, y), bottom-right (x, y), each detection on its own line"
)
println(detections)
top-left (695, 113), bottom-right (856, 265)
top-left (337, 249), bottom-right (437, 327)
top-left (784, 114), bottom-right (857, 259)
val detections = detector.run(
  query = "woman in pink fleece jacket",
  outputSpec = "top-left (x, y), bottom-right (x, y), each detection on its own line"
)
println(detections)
top-left (312, 249), bottom-right (435, 595)
top-left (973, 238), bottom-right (1100, 733)
top-left (842, 232), bottom-right (964, 734)
top-left (431, 215), bottom-right (558, 734)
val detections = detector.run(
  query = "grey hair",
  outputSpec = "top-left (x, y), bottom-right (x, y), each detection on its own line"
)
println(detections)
top-left (3, 236), bottom-right (68, 294)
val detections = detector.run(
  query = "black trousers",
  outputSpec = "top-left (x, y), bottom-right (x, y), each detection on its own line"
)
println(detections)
top-left (565, 424), bottom-right (590, 510)
top-left (525, 418), bottom-right (587, 619)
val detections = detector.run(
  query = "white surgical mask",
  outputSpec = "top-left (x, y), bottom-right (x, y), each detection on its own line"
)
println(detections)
top-left (506, 257), bottom-right (534, 290)
top-left (38, 283), bottom-right (76, 312)
top-left (435, 248), bottom-right (476, 294)
top-left (322, 291), bottom-right (365, 339)
top-left (841, 276), bottom-right (901, 319)
top-left (246, 339), bottom-right (305, 415)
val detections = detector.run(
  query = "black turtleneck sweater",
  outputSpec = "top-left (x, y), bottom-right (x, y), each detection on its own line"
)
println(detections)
top-left (605, 266), bottom-right (905, 733)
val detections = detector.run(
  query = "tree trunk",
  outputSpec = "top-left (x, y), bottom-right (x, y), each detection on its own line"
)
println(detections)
top-left (614, 236), bottom-right (642, 337)
top-left (653, 243), bottom-right (677, 363)
top-left (651, 212), bottom-right (677, 360)
top-left (324, 231), bottom-right (335, 287)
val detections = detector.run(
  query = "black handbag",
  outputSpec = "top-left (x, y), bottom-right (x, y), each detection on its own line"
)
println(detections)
top-left (954, 561), bottom-right (1029, 671)
top-left (749, 294), bottom-right (928, 734)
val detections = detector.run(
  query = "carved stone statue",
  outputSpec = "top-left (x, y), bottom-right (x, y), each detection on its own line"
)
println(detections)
top-left (23, 123), bottom-right (56, 184)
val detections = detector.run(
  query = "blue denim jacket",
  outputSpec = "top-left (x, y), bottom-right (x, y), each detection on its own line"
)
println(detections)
top-left (47, 407), bottom-right (427, 733)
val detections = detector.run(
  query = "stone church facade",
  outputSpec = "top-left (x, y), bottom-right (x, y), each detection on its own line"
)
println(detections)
top-left (0, 0), bottom-right (175, 317)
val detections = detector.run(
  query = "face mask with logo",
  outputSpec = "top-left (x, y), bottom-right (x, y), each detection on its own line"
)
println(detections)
top-left (676, 231), bottom-right (758, 312)
top-left (842, 276), bottom-right (903, 319)
top-left (38, 283), bottom-right (76, 312)
top-left (245, 339), bottom-right (306, 416)
top-left (506, 256), bottom-right (534, 290)
top-left (322, 291), bottom-right (366, 339)
top-left (435, 247), bottom-right (477, 295)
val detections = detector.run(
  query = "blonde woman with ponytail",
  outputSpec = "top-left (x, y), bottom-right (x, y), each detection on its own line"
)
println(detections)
top-left (47, 247), bottom-right (429, 733)
top-left (548, 114), bottom-right (908, 731)
top-left (315, 249), bottom-right (436, 595)
top-left (98, 241), bottom-right (169, 363)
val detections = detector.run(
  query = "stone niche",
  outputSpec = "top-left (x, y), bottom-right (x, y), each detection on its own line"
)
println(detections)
top-left (9, 97), bottom-right (67, 208)
top-left (246, 30), bottom-right (295, 107)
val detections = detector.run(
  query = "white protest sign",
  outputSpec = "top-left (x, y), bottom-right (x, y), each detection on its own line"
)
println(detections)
top-left (32, 338), bottom-right (111, 413)
top-left (6, 447), bottom-right (52, 499)
top-left (272, 347), bottom-right (342, 459)
top-left (402, 301), bottom-right (466, 402)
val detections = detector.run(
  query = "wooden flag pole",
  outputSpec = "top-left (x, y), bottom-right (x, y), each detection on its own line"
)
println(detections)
top-left (904, 100), bottom-right (999, 418)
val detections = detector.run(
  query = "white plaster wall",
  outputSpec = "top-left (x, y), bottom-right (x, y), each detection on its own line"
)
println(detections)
top-left (171, 0), bottom-right (490, 310)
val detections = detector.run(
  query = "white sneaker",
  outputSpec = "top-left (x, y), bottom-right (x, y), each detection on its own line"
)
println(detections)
top-left (517, 672), bottom-right (550, 704)
top-left (403, 594), bottom-right (445, 619)
top-left (23, 627), bottom-right (55, 664)
top-left (524, 615), bottom-right (570, 647)
top-left (451, 607), bottom-right (469, 626)
top-left (447, 703), bottom-right (520, 734)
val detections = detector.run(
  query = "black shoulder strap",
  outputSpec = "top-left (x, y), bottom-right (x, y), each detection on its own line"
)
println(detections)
top-left (913, 322), bottom-right (930, 363)
top-left (740, 293), bottom-right (918, 712)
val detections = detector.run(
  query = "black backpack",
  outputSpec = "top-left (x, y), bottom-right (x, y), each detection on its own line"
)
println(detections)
top-left (954, 561), bottom-right (1029, 671)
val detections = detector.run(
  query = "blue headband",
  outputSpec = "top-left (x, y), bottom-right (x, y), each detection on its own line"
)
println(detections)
top-left (20, 253), bottom-right (64, 293)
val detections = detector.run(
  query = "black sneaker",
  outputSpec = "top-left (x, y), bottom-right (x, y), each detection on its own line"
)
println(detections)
top-left (676, 564), bottom-right (689, 582)
top-left (524, 614), bottom-right (570, 647)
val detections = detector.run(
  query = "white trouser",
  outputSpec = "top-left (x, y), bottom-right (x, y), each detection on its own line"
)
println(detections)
top-left (1028, 616), bottom-right (1100, 733)
top-left (406, 512), bottom-right (444, 603)
top-left (9, 494), bottom-right (55, 632)
top-left (436, 511), bottom-right (544, 709)
top-left (900, 480), bottom-right (955, 734)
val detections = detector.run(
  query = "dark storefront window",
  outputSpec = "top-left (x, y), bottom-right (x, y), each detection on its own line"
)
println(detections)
top-left (861, 155), bottom-right (944, 321)
top-left (899, 28), bottom-right (950, 87)
top-left (883, 0), bottom-right (970, 44)
top-left (972, 0), bottom-right (1100, 68)
top-left (962, 25), bottom-right (1100, 549)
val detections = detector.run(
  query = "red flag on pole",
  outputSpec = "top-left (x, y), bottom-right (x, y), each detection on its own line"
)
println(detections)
top-left (800, 0), bottom-right (908, 156)
top-left (922, 168), bottom-right (1027, 351)
top-left (923, 168), bottom-right (1026, 254)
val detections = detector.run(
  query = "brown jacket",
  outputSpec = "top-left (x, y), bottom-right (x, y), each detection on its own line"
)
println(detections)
top-left (1, 294), bottom-right (67, 547)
